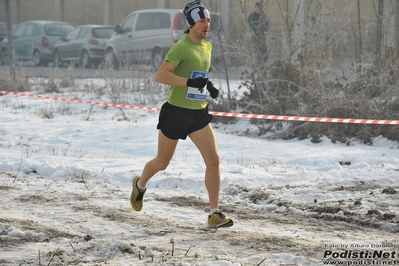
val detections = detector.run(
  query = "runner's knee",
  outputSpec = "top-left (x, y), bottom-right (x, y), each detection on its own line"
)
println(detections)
top-left (204, 153), bottom-right (220, 168)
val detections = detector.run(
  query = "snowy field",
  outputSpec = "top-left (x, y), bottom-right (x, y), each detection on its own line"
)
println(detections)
top-left (0, 77), bottom-right (398, 266)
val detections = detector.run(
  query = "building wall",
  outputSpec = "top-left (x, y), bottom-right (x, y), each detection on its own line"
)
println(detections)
top-left (63, 0), bottom-right (103, 25)
top-left (0, 0), bottom-right (396, 60)
top-left (0, 1), bottom-right (378, 27)
top-left (0, 1), bottom-right (385, 31)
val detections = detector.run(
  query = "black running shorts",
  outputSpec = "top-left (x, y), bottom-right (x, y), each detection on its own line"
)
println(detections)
top-left (157, 102), bottom-right (213, 140)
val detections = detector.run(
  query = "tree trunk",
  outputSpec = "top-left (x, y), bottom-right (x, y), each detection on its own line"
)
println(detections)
top-left (5, 0), bottom-right (16, 81)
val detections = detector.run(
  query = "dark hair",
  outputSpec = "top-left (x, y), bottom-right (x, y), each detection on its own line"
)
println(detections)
top-left (255, 2), bottom-right (260, 7)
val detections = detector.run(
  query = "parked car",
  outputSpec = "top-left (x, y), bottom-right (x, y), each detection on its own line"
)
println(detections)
top-left (0, 20), bottom-right (73, 66)
top-left (53, 25), bottom-right (114, 68)
top-left (0, 22), bottom-right (8, 42)
top-left (0, 22), bottom-right (17, 51)
top-left (104, 9), bottom-right (224, 70)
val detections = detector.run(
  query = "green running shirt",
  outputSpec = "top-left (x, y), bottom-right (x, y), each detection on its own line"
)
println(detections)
top-left (165, 36), bottom-right (212, 110)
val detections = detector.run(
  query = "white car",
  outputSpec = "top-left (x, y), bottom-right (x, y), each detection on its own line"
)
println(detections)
top-left (105, 9), bottom-right (224, 70)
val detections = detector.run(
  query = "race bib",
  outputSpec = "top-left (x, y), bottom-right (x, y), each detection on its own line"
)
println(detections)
top-left (186, 71), bottom-right (208, 101)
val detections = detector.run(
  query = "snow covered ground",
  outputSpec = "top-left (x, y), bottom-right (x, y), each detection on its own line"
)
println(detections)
top-left (0, 77), bottom-right (398, 266)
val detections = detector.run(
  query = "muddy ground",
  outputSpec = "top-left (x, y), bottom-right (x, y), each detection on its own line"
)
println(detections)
top-left (0, 172), bottom-right (398, 265)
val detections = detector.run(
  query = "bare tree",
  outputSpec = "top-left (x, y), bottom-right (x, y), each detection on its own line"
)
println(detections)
top-left (5, 0), bottom-right (16, 81)
top-left (218, 0), bottom-right (399, 144)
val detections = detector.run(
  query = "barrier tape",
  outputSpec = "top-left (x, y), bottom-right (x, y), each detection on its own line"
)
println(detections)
top-left (1, 90), bottom-right (399, 125)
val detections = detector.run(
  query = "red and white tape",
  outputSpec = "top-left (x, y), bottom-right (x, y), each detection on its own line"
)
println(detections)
top-left (1, 90), bottom-right (398, 125)
top-left (0, 90), bottom-right (161, 112)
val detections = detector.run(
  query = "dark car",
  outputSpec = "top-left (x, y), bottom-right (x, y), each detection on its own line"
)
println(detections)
top-left (53, 25), bottom-right (114, 68)
top-left (0, 20), bottom-right (73, 66)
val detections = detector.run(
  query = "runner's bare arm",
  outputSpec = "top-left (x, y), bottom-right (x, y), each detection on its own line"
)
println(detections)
top-left (155, 60), bottom-right (188, 87)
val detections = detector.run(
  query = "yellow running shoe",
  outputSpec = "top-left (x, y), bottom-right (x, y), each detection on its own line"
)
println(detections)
top-left (207, 211), bottom-right (234, 228)
top-left (130, 176), bottom-right (146, 211)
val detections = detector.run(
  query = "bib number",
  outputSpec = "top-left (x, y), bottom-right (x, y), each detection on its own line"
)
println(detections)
top-left (187, 71), bottom-right (208, 101)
